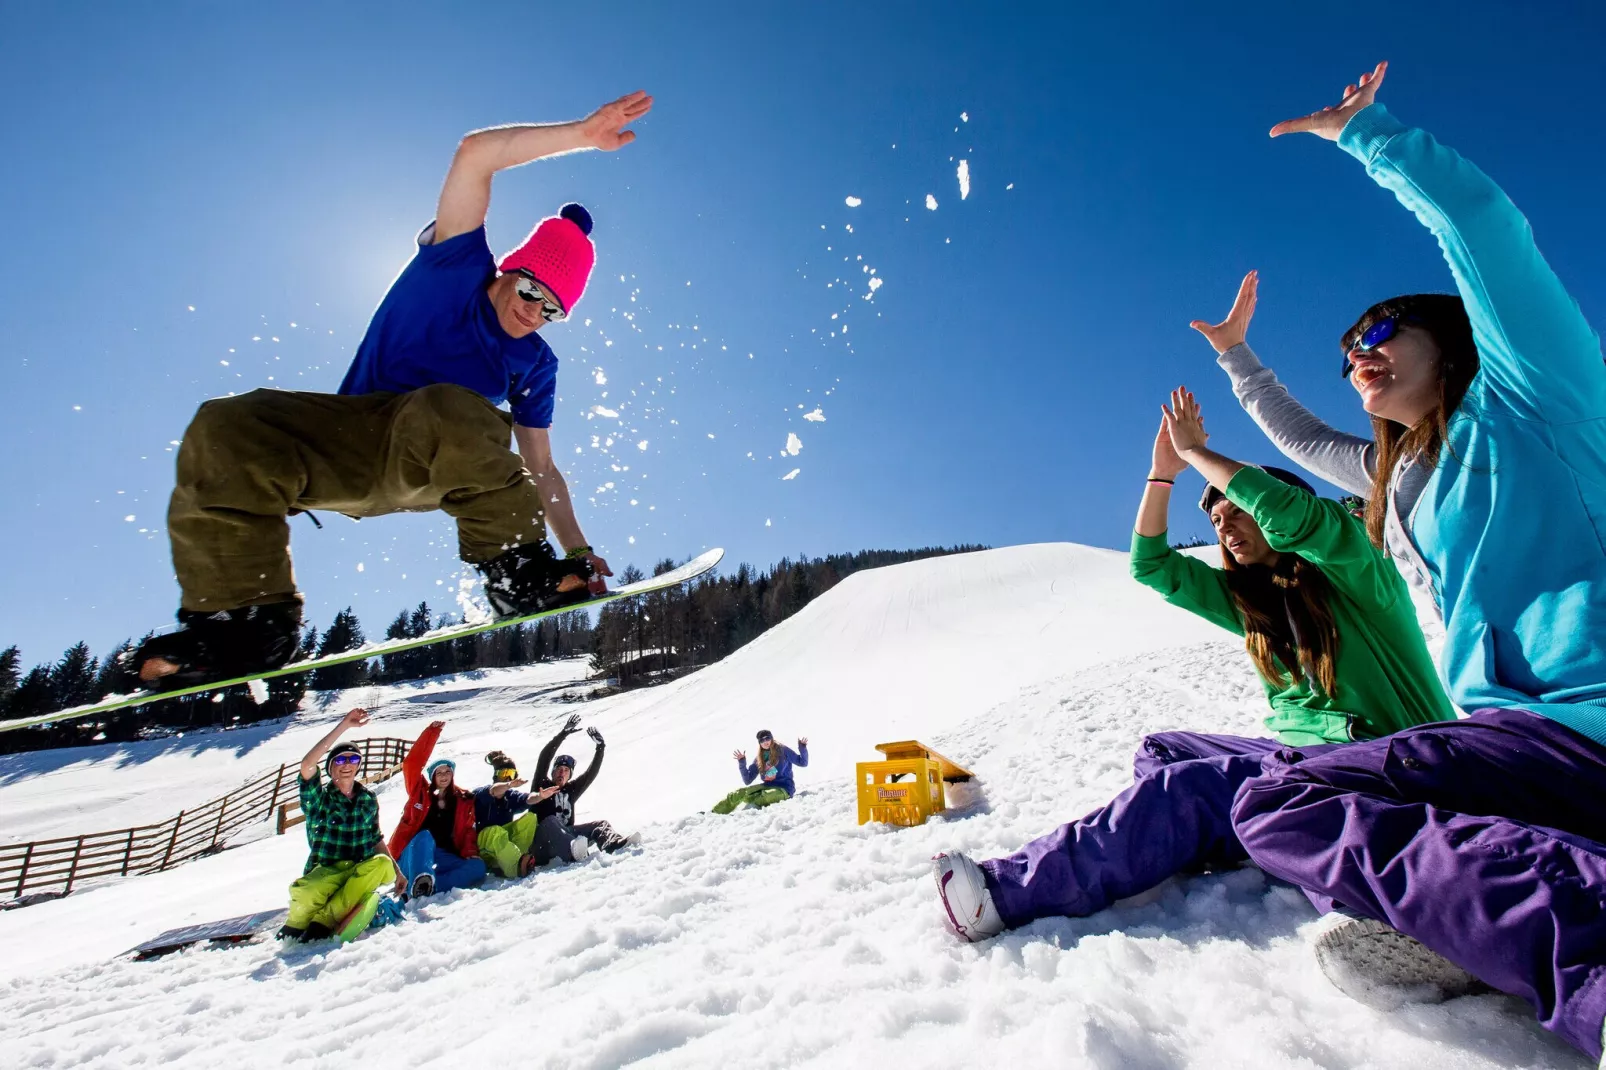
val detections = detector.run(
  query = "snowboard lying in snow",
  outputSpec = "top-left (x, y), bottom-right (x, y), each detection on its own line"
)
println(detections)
top-left (129, 894), bottom-right (405, 959)
top-left (0, 548), bottom-right (724, 733)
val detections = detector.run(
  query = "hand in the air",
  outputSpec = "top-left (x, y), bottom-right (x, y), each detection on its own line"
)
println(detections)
top-left (1270, 62), bottom-right (1387, 142)
top-left (1189, 271), bottom-right (1259, 356)
top-left (1163, 387), bottom-right (1210, 456)
top-left (733, 749), bottom-right (746, 762)
top-left (341, 708), bottom-right (370, 729)
top-left (587, 727), bottom-right (605, 745)
top-left (563, 713), bottom-right (582, 734)
top-left (579, 91), bottom-right (654, 151)
top-left (1151, 416), bottom-right (1188, 481)
top-left (798, 737), bottom-right (808, 748)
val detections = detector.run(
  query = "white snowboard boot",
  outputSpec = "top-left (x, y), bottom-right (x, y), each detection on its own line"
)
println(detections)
top-left (932, 852), bottom-right (1004, 943)
top-left (1312, 913), bottom-right (1483, 1008)
top-left (570, 835), bottom-right (592, 863)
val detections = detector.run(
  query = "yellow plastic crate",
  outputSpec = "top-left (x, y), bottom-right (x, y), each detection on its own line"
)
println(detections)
top-left (855, 741), bottom-right (975, 826)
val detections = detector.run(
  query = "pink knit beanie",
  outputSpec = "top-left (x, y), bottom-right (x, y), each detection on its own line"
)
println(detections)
top-left (497, 203), bottom-right (596, 314)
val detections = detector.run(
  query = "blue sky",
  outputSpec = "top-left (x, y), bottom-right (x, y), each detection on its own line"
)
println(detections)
top-left (2, 2), bottom-right (1603, 669)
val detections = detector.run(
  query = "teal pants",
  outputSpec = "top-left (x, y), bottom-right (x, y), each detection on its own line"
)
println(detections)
top-left (712, 785), bottom-right (790, 814)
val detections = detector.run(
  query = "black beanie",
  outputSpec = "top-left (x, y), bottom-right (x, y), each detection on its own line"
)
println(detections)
top-left (325, 742), bottom-right (362, 774)
top-left (1199, 465), bottom-right (1316, 515)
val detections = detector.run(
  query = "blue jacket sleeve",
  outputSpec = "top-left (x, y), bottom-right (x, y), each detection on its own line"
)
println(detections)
top-left (739, 757), bottom-right (758, 785)
top-left (1338, 104), bottom-right (1605, 423)
top-left (791, 744), bottom-right (808, 768)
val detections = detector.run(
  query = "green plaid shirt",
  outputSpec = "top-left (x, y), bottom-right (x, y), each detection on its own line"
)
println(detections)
top-left (299, 771), bottom-right (382, 873)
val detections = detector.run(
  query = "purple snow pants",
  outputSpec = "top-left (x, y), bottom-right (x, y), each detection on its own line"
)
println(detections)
top-left (980, 731), bottom-right (1335, 926)
top-left (1231, 707), bottom-right (1606, 1060)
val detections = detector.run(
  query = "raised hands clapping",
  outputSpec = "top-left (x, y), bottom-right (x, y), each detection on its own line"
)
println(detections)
top-left (1190, 271), bottom-right (1258, 356)
top-left (1270, 61), bottom-right (1387, 142)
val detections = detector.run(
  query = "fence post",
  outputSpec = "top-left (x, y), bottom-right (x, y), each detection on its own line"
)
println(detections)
top-left (121, 828), bottom-right (135, 876)
top-left (15, 842), bottom-right (35, 897)
top-left (265, 763), bottom-right (287, 820)
top-left (210, 794), bottom-right (229, 849)
top-left (160, 812), bottom-right (185, 870)
top-left (63, 835), bottom-right (86, 894)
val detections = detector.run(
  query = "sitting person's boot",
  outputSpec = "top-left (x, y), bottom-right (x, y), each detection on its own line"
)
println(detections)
top-left (129, 601), bottom-right (303, 690)
top-left (475, 542), bottom-right (594, 619)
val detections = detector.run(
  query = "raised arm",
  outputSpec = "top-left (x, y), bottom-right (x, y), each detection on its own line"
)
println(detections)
top-left (1193, 272), bottom-right (1374, 496)
top-left (300, 708), bottom-right (368, 780)
top-left (568, 728), bottom-right (606, 797)
top-left (434, 91), bottom-right (653, 244)
top-left (536, 713), bottom-right (581, 780)
top-left (514, 425), bottom-right (611, 585)
top-left (400, 721), bottom-right (444, 788)
top-left (1275, 63), bottom-right (1605, 422)
top-left (1129, 408), bottom-right (1243, 635)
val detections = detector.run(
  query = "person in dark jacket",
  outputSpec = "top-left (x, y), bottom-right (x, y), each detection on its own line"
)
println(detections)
top-left (529, 714), bottom-right (634, 863)
top-left (712, 729), bottom-right (809, 814)
top-left (388, 721), bottom-right (487, 897)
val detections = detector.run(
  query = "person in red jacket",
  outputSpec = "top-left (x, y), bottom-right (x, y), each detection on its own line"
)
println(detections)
top-left (389, 720), bottom-right (488, 897)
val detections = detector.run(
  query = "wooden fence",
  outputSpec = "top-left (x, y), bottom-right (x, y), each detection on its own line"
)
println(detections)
top-left (0, 736), bottom-right (413, 903)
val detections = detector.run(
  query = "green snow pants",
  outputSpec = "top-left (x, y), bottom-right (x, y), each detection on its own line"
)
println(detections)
top-left (711, 785), bottom-right (790, 814)
top-left (287, 854), bottom-right (396, 929)
top-left (477, 812), bottom-right (540, 877)
top-left (168, 385), bottom-right (547, 611)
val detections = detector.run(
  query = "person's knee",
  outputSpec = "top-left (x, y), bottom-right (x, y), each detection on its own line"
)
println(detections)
top-left (1229, 773), bottom-right (1305, 834)
top-left (405, 383), bottom-right (505, 435)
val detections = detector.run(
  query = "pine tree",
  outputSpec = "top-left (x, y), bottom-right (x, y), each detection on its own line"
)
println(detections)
top-left (8, 665), bottom-right (57, 720)
top-left (0, 645), bottom-right (19, 717)
top-left (311, 608), bottom-right (367, 691)
top-left (93, 640), bottom-right (137, 700)
top-left (51, 642), bottom-right (99, 710)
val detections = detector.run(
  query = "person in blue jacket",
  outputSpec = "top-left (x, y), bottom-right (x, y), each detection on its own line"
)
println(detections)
top-left (712, 730), bottom-right (809, 814)
top-left (1198, 62), bottom-right (1606, 1061)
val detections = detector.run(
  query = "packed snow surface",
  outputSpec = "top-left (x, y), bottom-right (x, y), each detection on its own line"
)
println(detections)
top-left (0, 544), bottom-right (1582, 1068)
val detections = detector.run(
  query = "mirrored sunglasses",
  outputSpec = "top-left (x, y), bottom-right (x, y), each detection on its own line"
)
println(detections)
top-left (330, 753), bottom-right (363, 767)
top-left (513, 274), bottom-right (567, 323)
top-left (1342, 315), bottom-right (1418, 378)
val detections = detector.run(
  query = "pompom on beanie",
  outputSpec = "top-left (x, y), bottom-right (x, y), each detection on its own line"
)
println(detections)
top-left (497, 203), bottom-right (595, 315)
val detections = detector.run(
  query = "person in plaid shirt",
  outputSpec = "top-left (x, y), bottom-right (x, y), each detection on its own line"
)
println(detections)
top-left (281, 708), bottom-right (403, 942)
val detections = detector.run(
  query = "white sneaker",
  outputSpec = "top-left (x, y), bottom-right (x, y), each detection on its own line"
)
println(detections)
top-left (932, 852), bottom-right (1005, 942)
top-left (1312, 913), bottom-right (1483, 1009)
top-left (570, 836), bottom-right (591, 862)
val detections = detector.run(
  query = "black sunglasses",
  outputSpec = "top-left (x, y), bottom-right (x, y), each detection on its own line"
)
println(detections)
top-left (1342, 315), bottom-right (1420, 378)
top-left (513, 273), bottom-right (567, 323)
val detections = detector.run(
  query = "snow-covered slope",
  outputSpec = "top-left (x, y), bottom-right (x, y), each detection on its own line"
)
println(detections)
top-left (0, 544), bottom-right (1582, 1068)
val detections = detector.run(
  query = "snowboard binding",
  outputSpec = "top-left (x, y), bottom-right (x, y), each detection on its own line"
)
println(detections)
top-left (475, 542), bottom-right (595, 620)
top-left (128, 601), bottom-right (303, 691)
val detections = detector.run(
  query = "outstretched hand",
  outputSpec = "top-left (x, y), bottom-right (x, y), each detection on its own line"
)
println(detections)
top-left (798, 736), bottom-right (808, 748)
top-left (1189, 271), bottom-right (1258, 355)
top-left (1270, 61), bottom-right (1387, 141)
top-left (587, 726), bottom-right (605, 745)
top-left (579, 90), bottom-right (654, 151)
top-left (562, 713), bottom-right (582, 734)
top-left (1150, 416), bottom-right (1188, 481)
top-left (733, 749), bottom-right (746, 762)
top-left (1163, 387), bottom-right (1210, 456)
top-left (341, 708), bottom-right (371, 730)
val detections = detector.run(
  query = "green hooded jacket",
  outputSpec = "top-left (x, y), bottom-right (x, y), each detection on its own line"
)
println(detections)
top-left (1130, 467), bottom-right (1457, 746)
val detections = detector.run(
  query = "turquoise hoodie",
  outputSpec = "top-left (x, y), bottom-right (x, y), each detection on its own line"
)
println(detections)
top-left (1337, 104), bottom-right (1606, 744)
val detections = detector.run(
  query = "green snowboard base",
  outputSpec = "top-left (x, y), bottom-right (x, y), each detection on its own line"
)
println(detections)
top-left (334, 892), bottom-right (381, 943)
top-left (0, 548), bottom-right (723, 733)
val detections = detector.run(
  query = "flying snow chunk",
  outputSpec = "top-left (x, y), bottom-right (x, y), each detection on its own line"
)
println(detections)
top-left (957, 160), bottom-right (971, 200)
top-left (782, 468), bottom-right (801, 481)
top-left (960, 111), bottom-right (969, 122)
top-left (124, 515), bottom-right (135, 522)
top-left (803, 408), bottom-right (826, 422)
top-left (246, 678), bottom-right (268, 704)
top-left (765, 518), bottom-right (772, 526)
top-left (591, 405), bottom-right (620, 419)
top-left (637, 440), bottom-right (649, 451)
top-left (783, 432), bottom-right (802, 456)
top-left (925, 194), bottom-right (938, 211)
top-left (845, 196), bottom-right (862, 208)
top-left (593, 368), bottom-right (607, 385)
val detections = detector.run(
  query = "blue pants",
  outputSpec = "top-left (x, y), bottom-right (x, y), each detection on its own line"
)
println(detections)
top-left (396, 830), bottom-right (487, 893)
top-left (981, 731), bottom-right (1328, 926)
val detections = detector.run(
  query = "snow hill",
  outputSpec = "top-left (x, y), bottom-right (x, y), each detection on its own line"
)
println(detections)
top-left (0, 544), bottom-right (1585, 1069)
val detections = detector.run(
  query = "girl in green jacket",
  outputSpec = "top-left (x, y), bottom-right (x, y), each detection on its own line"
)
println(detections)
top-left (933, 387), bottom-right (1454, 943)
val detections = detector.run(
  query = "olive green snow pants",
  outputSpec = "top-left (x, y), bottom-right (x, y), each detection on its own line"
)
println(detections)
top-left (711, 785), bottom-right (790, 814)
top-left (168, 385), bottom-right (547, 611)
top-left (286, 854), bottom-right (396, 930)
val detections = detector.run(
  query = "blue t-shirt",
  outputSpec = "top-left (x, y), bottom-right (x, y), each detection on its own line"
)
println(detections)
top-left (338, 223), bottom-right (558, 428)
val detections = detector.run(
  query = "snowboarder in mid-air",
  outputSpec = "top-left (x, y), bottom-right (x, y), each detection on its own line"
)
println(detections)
top-left (132, 90), bottom-right (655, 689)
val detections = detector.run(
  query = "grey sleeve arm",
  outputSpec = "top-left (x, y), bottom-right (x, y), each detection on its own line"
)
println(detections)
top-left (1217, 342), bottom-right (1375, 496)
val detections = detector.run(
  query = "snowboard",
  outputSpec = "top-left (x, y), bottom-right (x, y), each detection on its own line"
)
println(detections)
top-left (129, 907), bottom-right (289, 959)
top-left (0, 548), bottom-right (724, 733)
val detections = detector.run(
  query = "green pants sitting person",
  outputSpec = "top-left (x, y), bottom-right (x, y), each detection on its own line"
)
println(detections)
top-left (282, 708), bottom-right (404, 942)
top-left (473, 750), bottom-right (563, 877)
top-left (712, 730), bottom-right (809, 814)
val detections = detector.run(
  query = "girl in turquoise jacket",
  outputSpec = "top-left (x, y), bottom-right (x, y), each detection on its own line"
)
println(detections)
top-left (1204, 63), bottom-right (1606, 1061)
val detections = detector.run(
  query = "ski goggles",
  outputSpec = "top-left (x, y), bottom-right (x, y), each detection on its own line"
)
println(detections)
top-left (492, 766), bottom-right (521, 783)
top-left (329, 753), bottom-right (363, 768)
top-left (756, 732), bottom-right (774, 745)
top-left (513, 272), bottom-right (567, 323)
top-left (1342, 315), bottom-right (1419, 378)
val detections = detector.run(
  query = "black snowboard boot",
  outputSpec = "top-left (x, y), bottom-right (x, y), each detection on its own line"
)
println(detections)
top-left (474, 542), bottom-right (594, 619)
top-left (129, 601), bottom-right (303, 690)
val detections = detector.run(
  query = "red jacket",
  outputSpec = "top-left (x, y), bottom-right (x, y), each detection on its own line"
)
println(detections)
top-left (388, 722), bottom-right (479, 860)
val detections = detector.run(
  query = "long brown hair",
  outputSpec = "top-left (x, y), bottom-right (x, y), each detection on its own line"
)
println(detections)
top-left (1221, 546), bottom-right (1341, 697)
top-left (757, 740), bottom-right (782, 773)
top-left (1341, 294), bottom-right (1479, 548)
